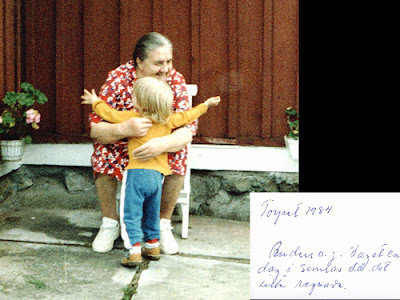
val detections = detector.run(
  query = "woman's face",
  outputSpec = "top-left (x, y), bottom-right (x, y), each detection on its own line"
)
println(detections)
top-left (136, 45), bottom-right (173, 81)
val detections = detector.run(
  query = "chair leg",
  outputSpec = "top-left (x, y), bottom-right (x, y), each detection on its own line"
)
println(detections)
top-left (179, 202), bottom-right (189, 239)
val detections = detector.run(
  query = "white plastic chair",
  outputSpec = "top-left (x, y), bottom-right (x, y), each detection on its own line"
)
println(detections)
top-left (176, 84), bottom-right (198, 239)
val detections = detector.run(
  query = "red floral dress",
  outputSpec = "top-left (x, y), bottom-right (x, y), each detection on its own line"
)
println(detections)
top-left (89, 61), bottom-right (197, 181)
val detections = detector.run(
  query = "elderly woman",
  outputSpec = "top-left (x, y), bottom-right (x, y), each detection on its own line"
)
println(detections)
top-left (89, 32), bottom-right (196, 255)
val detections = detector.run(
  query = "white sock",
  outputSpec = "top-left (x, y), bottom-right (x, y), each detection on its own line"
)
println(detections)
top-left (129, 246), bottom-right (141, 255)
top-left (160, 218), bottom-right (171, 229)
top-left (145, 241), bottom-right (160, 249)
top-left (102, 217), bottom-right (118, 226)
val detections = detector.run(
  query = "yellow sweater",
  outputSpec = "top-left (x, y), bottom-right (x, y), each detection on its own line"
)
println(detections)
top-left (92, 100), bottom-right (208, 175)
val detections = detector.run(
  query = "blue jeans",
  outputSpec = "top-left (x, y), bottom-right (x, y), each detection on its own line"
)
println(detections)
top-left (120, 169), bottom-right (164, 249)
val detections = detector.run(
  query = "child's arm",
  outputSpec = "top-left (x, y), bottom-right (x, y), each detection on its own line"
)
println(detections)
top-left (204, 96), bottom-right (221, 107)
top-left (81, 89), bottom-right (139, 124)
top-left (81, 89), bottom-right (99, 105)
top-left (169, 96), bottom-right (221, 129)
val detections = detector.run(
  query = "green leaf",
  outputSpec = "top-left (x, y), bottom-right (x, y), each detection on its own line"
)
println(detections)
top-left (2, 112), bottom-right (14, 125)
top-left (23, 135), bottom-right (32, 144)
top-left (18, 93), bottom-right (35, 106)
top-left (20, 82), bottom-right (34, 93)
top-left (285, 108), bottom-right (295, 115)
top-left (3, 92), bottom-right (18, 105)
top-left (36, 93), bottom-right (48, 104)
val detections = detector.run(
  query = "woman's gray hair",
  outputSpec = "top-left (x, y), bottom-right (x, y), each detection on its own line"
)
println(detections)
top-left (132, 32), bottom-right (173, 66)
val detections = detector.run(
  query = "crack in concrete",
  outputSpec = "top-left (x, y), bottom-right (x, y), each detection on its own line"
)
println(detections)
top-left (177, 252), bottom-right (250, 264)
top-left (121, 259), bottom-right (150, 300)
top-left (0, 238), bottom-right (249, 264)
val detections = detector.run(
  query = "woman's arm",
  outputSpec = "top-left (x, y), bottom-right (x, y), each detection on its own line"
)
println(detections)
top-left (132, 127), bottom-right (193, 160)
top-left (90, 118), bottom-right (152, 144)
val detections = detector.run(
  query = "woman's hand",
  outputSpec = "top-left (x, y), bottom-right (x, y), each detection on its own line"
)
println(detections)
top-left (131, 136), bottom-right (168, 160)
top-left (132, 127), bottom-right (192, 160)
top-left (118, 117), bottom-right (153, 138)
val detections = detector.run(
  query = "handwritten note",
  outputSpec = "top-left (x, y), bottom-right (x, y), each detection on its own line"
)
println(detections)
top-left (250, 193), bottom-right (400, 299)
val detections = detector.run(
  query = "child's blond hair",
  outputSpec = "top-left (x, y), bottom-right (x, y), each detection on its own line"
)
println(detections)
top-left (133, 77), bottom-right (173, 124)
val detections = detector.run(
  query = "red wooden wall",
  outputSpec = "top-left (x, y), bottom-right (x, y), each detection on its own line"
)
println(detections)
top-left (1, 0), bottom-right (298, 146)
top-left (0, 0), bottom-right (22, 98)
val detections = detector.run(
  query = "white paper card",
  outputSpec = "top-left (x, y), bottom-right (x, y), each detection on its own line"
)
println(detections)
top-left (250, 193), bottom-right (400, 299)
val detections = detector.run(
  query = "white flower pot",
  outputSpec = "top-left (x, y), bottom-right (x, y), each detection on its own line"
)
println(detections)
top-left (284, 136), bottom-right (299, 160)
top-left (1, 140), bottom-right (25, 161)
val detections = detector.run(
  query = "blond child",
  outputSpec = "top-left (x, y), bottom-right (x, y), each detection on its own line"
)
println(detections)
top-left (82, 77), bottom-right (220, 267)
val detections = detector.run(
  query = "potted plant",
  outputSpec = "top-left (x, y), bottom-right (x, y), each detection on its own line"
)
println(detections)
top-left (284, 107), bottom-right (299, 160)
top-left (0, 82), bottom-right (48, 161)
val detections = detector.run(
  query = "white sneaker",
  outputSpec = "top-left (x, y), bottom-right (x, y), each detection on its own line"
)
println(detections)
top-left (92, 217), bottom-right (120, 253)
top-left (160, 218), bottom-right (178, 255)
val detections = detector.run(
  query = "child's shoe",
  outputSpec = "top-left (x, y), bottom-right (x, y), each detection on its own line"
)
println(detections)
top-left (142, 247), bottom-right (161, 260)
top-left (121, 244), bottom-right (142, 267)
top-left (121, 253), bottom-right (143, 267)
top-left (142, 239), bottom-right (161, 260)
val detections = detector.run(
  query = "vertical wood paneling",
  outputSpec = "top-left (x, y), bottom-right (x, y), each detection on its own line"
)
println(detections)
top-left (13, 0), bottom-right (22, 92)
top-left (262, 0), bottom-right (274, 138)
top-left (161, 0), bottom-right (192, 82)
top-left (55, 0), bottom-right (84, 135)
top-left (0, 0), bottom-right (22, 104)
top-left (15, 0), bottom-right (298, 145)
top-left (237, 0), bottom-right (264, 138)
top-left (0, 0), bottom-right (5, 100)
top-left (83, 0), bottom-right (120, 134)
top-left (152, 0), bottom-right (163, 32)
top-left (196, 0), bottom-right (230, 139)
top-left (227, 0), bottom-right (239, 138)
top-left (190, 0), bottom-right (200, 85)
top-left (3, 0), bottom-right (15, 93)
top-left (25, 0), bottom-right (57, 134)
top-left (119, 0), bottom-right (153, 63)
top-left (271, 0), bottom-right (298, 138)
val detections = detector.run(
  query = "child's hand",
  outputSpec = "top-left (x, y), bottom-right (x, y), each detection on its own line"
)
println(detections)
top-left (204, 96), bottom-right (221, 107)
top-left (81, 89), bottom-right (99, 105)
